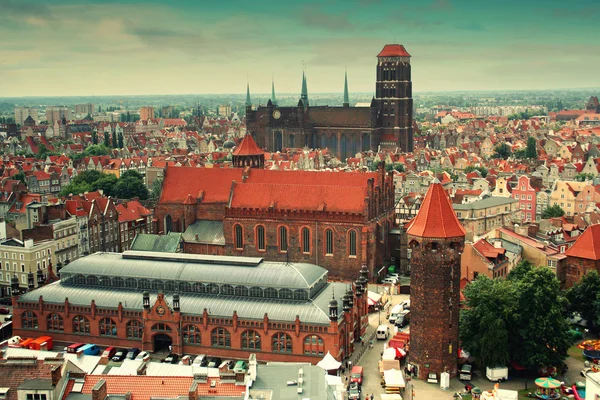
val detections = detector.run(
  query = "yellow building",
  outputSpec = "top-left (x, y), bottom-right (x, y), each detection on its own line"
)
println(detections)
top-left (549, 180), bottom-right (599, 217)
top-left (0, 238), bottom-right (56, 296)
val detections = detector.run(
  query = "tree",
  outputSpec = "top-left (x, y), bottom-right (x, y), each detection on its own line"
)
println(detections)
top-left (13, 171), bottom-right (27, 184)
top-left (120, 170), bottom-right (143, 181)
top-left (84, 144), bottom-right (110, 157)
top-left (92, 130), bottom-right (98, 145)
top-left (575, 173), bottom-right (595, 182)
top-left (385, 163), bottom-right (405, 173)
top-left (526, 136), bottom-right (537, 159)
top-left (114, 176), bottom-right (149, 200)
top-left (103, 132), bottom-right (110, 147)
top-left (118, 132), bottom-right (124, 148)
top-left (513, 149), bottom-right (527, 159)
top-left (74, 170), bottom-right (103, 185)
top-left (567, 270), bottom-right (600, 331)
top-left (492, 143), bottom-right (512, 159)
top-left (509, 267), bottom-right (571, 370)
top-left (507, 260), bottom-right (534, 281)
top-left (460, 276), bottom-right (515, 368)
top-left (91, 174), bottom-right (118, 197)
top-left (36, 144), bottom-right (50, 160)
top-left (59, 182), bottom-right (92, 196)
top-left (541, 204), bottom-right (565, 219)
top-left (111, 131), bottom-right (117, 148)
top-left (151, 177), bottom-right (163, 200)
top-left (464, 165), bottom-right (488, 178)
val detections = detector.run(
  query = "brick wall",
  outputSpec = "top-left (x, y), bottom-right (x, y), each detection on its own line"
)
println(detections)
top-left (565, 256), bottom-right (600, 288)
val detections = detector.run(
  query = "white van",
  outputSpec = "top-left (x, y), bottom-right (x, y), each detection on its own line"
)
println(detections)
top-left (399, 300), bottom-right (411, 311)
top-left (376, 325), bottom-right (389, 340)
top-left (388, 304), bottom-right (403, 324)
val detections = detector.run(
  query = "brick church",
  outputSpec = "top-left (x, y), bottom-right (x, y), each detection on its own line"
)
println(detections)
top-left (154, 142), bottom-right (396, 281)
top-left (245, 44), bottom-right (414, 158)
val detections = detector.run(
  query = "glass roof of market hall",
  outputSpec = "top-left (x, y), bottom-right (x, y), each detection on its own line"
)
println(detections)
top-left (17, 251), bottom-right (348, 324)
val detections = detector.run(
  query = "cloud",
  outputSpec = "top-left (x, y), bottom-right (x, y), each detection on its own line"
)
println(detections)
top-left (429, 0), bottom-right (453, 10)
top-left (552, 5), bottom-right (600, 20)
top-left (0, 0), bottom-right (55, 23)
top-left (299, 5), bottom-right (355, 31)
top-left (460, 22), bottom-right (486, 31)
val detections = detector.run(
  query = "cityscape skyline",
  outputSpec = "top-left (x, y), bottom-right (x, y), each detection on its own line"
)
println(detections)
top-left (1, 0), bottom-right (599, 97)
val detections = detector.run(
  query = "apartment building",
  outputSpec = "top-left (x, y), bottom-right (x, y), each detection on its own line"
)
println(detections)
top-left (139, 106), bottom-right (154, 121)
top-left (14, 107), bottom-right (38, 126)
top-left (453, 197), bottom-right (521, 241)
top-left (45, 106), bottom-right (71, 125)
top-left (0, 238), bottom-right (56, 297)
top-left (74, 103), bottom-right (94, 116)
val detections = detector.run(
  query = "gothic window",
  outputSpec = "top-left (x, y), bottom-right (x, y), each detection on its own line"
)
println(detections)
top-left (126, 320), bottom-right (143, 339)
top-left (211, 327), bottom-right (231, 347)
top-left (320, 134), bottom-right (327, 149)
top-left (234, 224), bottom-right (243, 250)
top-left (249, 287), bottom-right (263, 297)
top-left (47, 313), bottom-right (63, 331)
top-left (289, 134), bottom-right (295, 148)
top-left (241, 330), bottom-right (261, 350)
top-left (329, 135), bottom-right (337, 153)
top-left (303, 335), bottom-right (324, 355)
top-left (21, 311), bottom-right (38, 329)
top-left (73, 315), bottom-right (90, 334)
top-left (362, 134), bottom-right (370, 152)
top-left (349, 230), bottom-right (357, 257)
top-left (99, 317), bottom-right (117, 336)
top-left (272, 332), bottom-right (292, 353)
top-left (351, 136), bottom-right (358, 156)
top-left (221, 284), bottom-right (234, 296)
top-left (275, 131), bottom-right (283, 152)
top-left (256, 225), bottom-right (266, 251)
top-left (325, 229), bottom-right (334, 255)
top-left (183, 325), bottom-right (201, 344)
top-left (279, 226), bottom-right (288, 252)
top-left (301, 227), bottom-right (310, 254)
top-left (164, 215), bottom-right (173, 233)
top-left (340, 134), bottom-right (348, 159)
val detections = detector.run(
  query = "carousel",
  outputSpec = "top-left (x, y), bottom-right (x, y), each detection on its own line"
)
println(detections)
top-left (532, 377), bottom-right (562, 399)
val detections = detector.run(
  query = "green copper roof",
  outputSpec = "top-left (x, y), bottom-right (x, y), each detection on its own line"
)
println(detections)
top-left (245, 83), bottom-right (252, 107)
top-left (270, 79), bottom-right (278, 106)
top-left (343, 70), bottom-right (349, 106)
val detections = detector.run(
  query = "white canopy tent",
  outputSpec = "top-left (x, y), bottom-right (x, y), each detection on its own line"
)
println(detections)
top-left (383, 368), bottom-right (406, 389)
top-left (316, 351), bottom-right (342, 371)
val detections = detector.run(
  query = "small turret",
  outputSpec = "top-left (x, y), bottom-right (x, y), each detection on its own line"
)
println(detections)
top-left (11, 275), bottom-right (20, 295)
top-left (173, 293), bottom-right (180, 312)
top-left (328, 294), bottom-right (338, 321)
top-left (28, 272), bottom-right (35, 289)
top-left (37, 269), bottom-right (44, 286)
top-left (143, 291), bottom-right (150, 309)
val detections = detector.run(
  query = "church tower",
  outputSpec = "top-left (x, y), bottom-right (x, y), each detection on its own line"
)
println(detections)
top-left (406, 178), bottom-right (465, 380)
top-left (343, 70), bottom-right (350, 108)
top-left (375, 44), bottom-right (413, 152)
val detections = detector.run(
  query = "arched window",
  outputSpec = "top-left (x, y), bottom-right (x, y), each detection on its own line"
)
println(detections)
top-left (320, 134), bottom-right (327, 149)
top-left (113, 277), bottom-right (124, 288)
top-left (275, 131), bottom-right (283, 152)
top-left (249, 287), bottom-right (263, 297)
top-left (234, 224), bottom-right (243, 250)
top-left (47, 313), bottom-right (63, 331)
top-left (165, 215), bottom-right (173, 233)
top-left (164, 280), bottom-right (176, 292)
top-left (325, 229), bottom-right (334, 255)
top-left (329, 135), bottom-right (337, 153)
top-left (301, 227), bottom-right (310, 254)
top-left (221, 284), bottom-right (234, 296)
top-left (279, 288), bottom-right (293, 300)
top-left (73, 315), bottom-right (90, 334)
top-left (264, 287), bottom-right (278, 299)
top-left (139, 279), bottom-right (151, 289)
top-left (272, 332), bottom-right (292, 353)
top-left (195, 283), bottom-right (207, 293)
top-left (86, 275), bottom-right (98, 286)
top-left (126, 320), bottom-right (143, 339)
top-left (256, 225), bottom-right (266, 251)
top-left (279, 226), bottom-right (288, 252)
top-left (211, 327), bottom-right (231, 347)
top-left (183, 325), bottom-right (201, 344)
top-left (74, 274), bottom-right (86, 285)
top-left (340, 133), bottom-right (347, 159)
top-left (153, 280), bottom-right (164, 291)
top-left (362, 133), bottom-right (370, 152)
top-left (207, 283), bottom-right (219, 294)
top-left (125, 278), bottom-right (137, 289)
top-left (234, 286), bottom-right (248, 297)
top-left (99, 317), bottom-right (117, 337)
top-left (21, 311), bottom-right (38, 329)
top-left (241, 330), bottom-right (261, 350)
top-left (351, 136), bottom-right (358, 156)
top-left (180, 282), bottom-right (192, 293)
top-left (293, 290), bottom-right (308, 300)
top-left (348, 230), bottom-right (357, 257)
top-left (303, 335), bottom-right (325, 355)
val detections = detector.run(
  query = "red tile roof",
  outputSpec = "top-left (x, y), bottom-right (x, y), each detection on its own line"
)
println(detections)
top-left (565, 224), bottom-right (600, 260)
top-left (232, 134), bottom-right (265, 156)
top-left (377, 44), bottom-right (411, 57)
top-left (406, 180), bottom-right (466, 238)
top-left (0, 359), bottom-right (59, 400)
top-left (116, 200), bottom-right (152, 222)
top-left (82, 376), bottom-right (193, 400)
top-left (473, 238), bottom-right (505, 259)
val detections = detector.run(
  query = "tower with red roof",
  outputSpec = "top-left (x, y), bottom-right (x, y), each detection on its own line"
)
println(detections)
top-left (406, 178), bottom-right (465, 379)
top-left (232, 134), bottom-right (265, 168)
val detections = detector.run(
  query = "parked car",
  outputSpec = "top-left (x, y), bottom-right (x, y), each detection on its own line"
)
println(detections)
top-left (192, 354), bottom-right (208, 367)
top-left (163, 354), bottom-right (179, 364)
top-left (126, 348), bottom-right (140, 360)
top-left (459, 364), bottom-right (472, 381)
top-left (66, 343), bottom-right (85, 354)
top-left (0, 307), bottom-right (10, 314)
top-left (4, 314), bottom-right (12, 322)
top-left (0, 298), bottom-right (12, 306)
top-left (207, 357), bottom-right (222, 368)
top-left (382, 277), bottom-right (397, 284)
top-left (350, 366), bottom-right (364, 385)
top-left (135, 351), bottom-right (150, 361)
top-left (112, 349), bottom-right (127, 362)
top-left (348, 382), bottom-right (361, 399)
top-left (102, 347), bottom-right (117, 359)
top-left (394, 311), bottom-right (410, 328)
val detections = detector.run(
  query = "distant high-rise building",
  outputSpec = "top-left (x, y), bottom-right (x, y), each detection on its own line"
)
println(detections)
top-left (140, 106), bottom-right (155, 121)
top-left (14, 107), bottom-right (38, 126)
top-left (45, 106), bottom-right (71, 125)
top-left (161, 106), bottom-right (174, 118)
top-left (218, 105), bottom-right (232, 117)
top-left (74, 103), bottom-right (94, 116)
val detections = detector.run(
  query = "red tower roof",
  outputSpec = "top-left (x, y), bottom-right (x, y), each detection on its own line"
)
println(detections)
top-left (406, 179), bottom-right (466, 238)
top-left (565, 224), bottom-right (600, 260)
top-left (233, 134), bottom-right (265, 156)
top-left (377, 44), bottom-right (411, 57)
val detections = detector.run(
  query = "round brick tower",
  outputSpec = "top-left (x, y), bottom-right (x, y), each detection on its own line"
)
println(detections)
top-left (406, 178), bottom-right (465, 380)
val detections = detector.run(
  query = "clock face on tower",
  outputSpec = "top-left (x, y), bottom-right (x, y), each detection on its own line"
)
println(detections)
top-left (272, 110), bottom-right (281, 120)
top-left (156, 306), bottom-right (166, 317)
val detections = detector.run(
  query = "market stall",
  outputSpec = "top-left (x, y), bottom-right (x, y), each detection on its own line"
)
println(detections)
top-left (383, 368), bottom-right (405, 394)
top-left (316, 351), bottom-right (341, 375)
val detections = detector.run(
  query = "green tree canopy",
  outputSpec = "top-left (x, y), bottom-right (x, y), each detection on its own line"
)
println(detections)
top-left (567, 270), bottom-right (600, 331)
top-left (493, 143), bottom-right (512, 159)
top-left (575, 173), bottom-right (595, 182)
top-left (464, 165), bottom-right (488, 178)
top-left (541, 204), bottom-right (565, 219)
top-left (385, 163), bottom-right (405, 173)
top-left (151, 177), bottom-right (163, 200)
top-left (103, 132), bottom-right (110, 147)
top-left (13, 171), bottom-right (27, 184)
top-left (121, 170), bottom-right (143, 181)
top-left (90, 174), bottom-right (118, 197)
top-left (59, 182), bottom-right (92, 196)
top-left (118, 132), bottom-right (124, 148)
top-left (73, 170), bottom-right (103, 185)
top-left (114, 176), bottom-right (149, 200)
top-left (526, 136), bottom-right (537, 159)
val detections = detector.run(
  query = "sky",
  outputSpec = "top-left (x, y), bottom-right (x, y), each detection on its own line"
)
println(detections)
top-left (1, 0), bottom-right (599, 97)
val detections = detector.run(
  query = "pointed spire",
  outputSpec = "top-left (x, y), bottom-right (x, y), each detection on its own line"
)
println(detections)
top-left (245, 82), bottom-right (252, 108)
top-left (301, 64), bottom-right (309, 107)
top-left (343, 68), bottom-right (349, 107)
top-left (271, 76), bottom-right (278, 106)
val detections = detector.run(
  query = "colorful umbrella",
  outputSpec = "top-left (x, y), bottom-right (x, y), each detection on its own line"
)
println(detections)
top-left (535, 377), bottom-right (561, 389)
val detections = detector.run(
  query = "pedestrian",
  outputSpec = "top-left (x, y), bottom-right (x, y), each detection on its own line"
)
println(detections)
top-left (370, 394), bottom-right (374, 400)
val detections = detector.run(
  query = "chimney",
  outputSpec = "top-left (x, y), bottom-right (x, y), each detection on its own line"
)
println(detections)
top-left (92, 379), bottom-right (107, 400)
top-left (51, 364), bottom-right (62, 386)
top-left (188, 382), bottom-right (198, 400)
